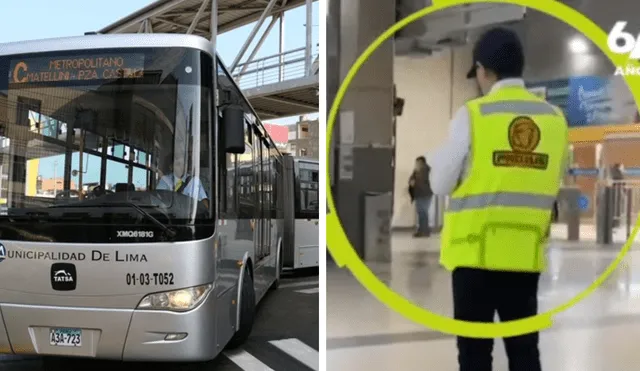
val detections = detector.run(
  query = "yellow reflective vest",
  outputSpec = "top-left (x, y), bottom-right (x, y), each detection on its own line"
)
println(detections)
top-left (440, 85), bottom-right (568, 273)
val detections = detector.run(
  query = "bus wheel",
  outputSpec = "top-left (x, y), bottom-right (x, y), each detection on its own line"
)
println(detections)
top-left (227, 268), bottom-right (255, 349)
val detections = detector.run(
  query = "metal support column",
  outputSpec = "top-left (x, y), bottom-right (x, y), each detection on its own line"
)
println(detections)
top-left (238, 15), bottom-right (281, 77)
top-left (210, 0), bottom-right (217, 111)
top-left (363, 192), bottom-right (392, 262)
top-left (230, 0), bottom-right (279, 71)
top-left (187, 0), bottom-right (209, 34)
top-left (333, 0), bottom-right (395, 259)
top-left (145, 19), bottom-right (154, 33)
top-left (304, 0), bottom-right (313, 76)
top-left (210, 0), bottom-right (217, 53)
top-left (279, 14), bottom-right (286, 82)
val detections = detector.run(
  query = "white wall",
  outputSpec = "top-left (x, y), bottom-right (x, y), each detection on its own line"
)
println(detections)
top-left (392, 45), bottom-right (477, 228)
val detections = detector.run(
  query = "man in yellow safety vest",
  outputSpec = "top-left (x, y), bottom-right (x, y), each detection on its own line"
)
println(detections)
top-left (428, 27), bottom-right (568, 371)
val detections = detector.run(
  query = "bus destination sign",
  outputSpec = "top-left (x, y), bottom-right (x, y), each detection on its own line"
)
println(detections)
top-left (9, 54), bottom-right (145, 84)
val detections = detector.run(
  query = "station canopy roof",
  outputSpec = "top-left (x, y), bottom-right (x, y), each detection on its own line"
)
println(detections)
top-left (98, 0), bottom-right (307, 36)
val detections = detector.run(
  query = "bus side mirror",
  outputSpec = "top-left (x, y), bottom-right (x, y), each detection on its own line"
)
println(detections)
top-left (222, 105), bottom-right (245, 154)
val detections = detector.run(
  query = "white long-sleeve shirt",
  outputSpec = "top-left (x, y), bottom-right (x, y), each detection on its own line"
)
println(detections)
top-left (427, 78), bottom-right (567, 196)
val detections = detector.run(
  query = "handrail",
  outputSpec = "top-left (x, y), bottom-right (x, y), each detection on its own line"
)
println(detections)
top-left (231, 45), bottom-right (320, 90)
top-left (237, 46), bottom-right (307, 66)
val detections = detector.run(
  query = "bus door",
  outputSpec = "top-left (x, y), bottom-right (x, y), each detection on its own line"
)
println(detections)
top-left (236, 142), bottom-right (254, 243)
top-left (251, 129), bottom-right (266, 261)
top-left (261, 139), bottom-right (271, 256)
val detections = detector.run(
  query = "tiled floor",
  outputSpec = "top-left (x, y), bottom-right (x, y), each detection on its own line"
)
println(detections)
top-left (326, 231), bottom-right (640, 370)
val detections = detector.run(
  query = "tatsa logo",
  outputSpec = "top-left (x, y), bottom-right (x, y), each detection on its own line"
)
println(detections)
top-left (607, 21), bottom-right (640, 76)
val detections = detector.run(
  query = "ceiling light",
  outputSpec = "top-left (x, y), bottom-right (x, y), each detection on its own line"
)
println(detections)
top-left (569, 37), bottom-right (589, 54)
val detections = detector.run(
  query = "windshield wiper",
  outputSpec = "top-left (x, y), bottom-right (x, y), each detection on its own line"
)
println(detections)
top-left (50, 201), bottom-right (177, 239)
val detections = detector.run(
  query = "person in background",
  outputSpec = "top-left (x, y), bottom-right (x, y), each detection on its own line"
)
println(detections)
top-left (611, 163), bottom-right (624, 181)
top-left (427, 27), bottom-right (568, 371)
top-left (409, 156), bottom-right (433, 237)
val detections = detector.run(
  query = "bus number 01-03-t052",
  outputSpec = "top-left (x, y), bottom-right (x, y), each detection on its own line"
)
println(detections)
top-left (126, 273), bottom-right (175, 286)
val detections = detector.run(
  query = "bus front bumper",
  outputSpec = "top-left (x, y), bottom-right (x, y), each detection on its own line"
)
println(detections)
top-left (0, 292), bottom-right (220, 361)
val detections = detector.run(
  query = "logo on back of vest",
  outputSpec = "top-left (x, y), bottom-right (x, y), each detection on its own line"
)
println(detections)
top-left (493, 116), bottom-right (549, 170)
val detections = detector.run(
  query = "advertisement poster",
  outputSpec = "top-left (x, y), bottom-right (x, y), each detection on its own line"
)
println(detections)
top-left (527, 75), bottom-right (639, 127)
top-left (564, 76), bottom-right (610, 126)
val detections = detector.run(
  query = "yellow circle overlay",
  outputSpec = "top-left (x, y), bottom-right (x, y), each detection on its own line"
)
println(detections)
top-left (326, 0), bottom-right (640, 338)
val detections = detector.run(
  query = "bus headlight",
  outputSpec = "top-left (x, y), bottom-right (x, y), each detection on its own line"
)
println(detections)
top-left (137, 284), bottom-right (213, 312)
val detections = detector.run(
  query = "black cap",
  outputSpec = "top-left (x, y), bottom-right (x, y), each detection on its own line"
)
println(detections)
top-left (466, 27), bottom-right (524, 79)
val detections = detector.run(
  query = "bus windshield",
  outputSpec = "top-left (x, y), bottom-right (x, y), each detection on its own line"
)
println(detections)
top-left (0, 47), bottom-right (214, 243)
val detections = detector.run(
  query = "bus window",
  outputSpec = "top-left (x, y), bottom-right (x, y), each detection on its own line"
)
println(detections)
top-left (237, 144), bottom-right (255, 219)
top-left (220, 153), bottom-right (237, 218)
top-left (132, 167), bottom-right (149, 191)
top-left (296, 162), bottom-right (319, 219)
top-left (270, 157), bottom-right (284, 219)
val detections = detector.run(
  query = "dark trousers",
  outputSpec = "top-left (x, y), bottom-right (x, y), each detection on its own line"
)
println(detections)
top-left (452, 267), bottom-right (541, 371)
top-left (414, 196), bottom-right (432, 235)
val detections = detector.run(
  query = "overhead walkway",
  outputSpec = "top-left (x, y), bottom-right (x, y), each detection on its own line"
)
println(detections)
top-left (97, 0), bottom-right (319, 120)
top-left (233, 46), bottom-right (319, 119)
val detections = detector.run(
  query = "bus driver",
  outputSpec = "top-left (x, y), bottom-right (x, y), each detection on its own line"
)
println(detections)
top-left (156, 153), bottom-right (210, 209)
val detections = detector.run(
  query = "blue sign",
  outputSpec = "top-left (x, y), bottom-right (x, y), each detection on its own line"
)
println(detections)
top-left (565, 76), bottom-right (612, 127)
top-left (623, 167), bottom-right (640, 176)
top-left (578, 195), bottom-right (590, 210)
top-left (526, 76), bottom-right (640, 127)
top-left (568, 168), bottom-right (599, 176)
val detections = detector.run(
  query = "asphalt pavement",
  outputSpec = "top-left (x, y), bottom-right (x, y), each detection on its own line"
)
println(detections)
top-left (0, 268), bottom-right (319, 371)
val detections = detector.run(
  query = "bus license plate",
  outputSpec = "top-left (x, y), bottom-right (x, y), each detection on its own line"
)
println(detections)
top-left (49, 328), bottom-right (82, 347)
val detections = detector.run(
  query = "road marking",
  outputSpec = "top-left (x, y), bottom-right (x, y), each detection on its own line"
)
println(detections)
top-left (269, 338), bottom-right (319, 371)
top-left (224, 349), bottom-right (274, 371)
top-left (295, 287), bottom-right (319, 294)
top-left (279, 280), bottom-right (319, 289)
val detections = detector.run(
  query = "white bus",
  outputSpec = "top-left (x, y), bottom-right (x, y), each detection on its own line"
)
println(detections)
top-left (282, 156), bottom-right (319, 270)
top-left (0, 34), bottom-right (289, 362)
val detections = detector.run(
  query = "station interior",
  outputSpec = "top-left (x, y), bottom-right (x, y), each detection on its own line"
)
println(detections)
top-left (327, 0), bottom-right (640, 369)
